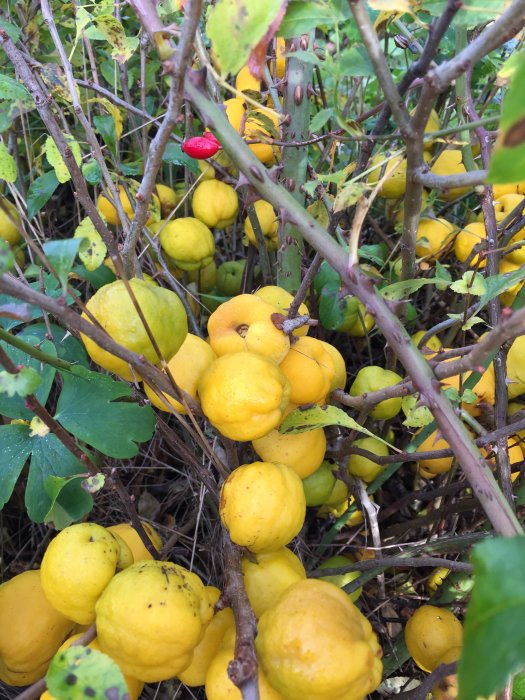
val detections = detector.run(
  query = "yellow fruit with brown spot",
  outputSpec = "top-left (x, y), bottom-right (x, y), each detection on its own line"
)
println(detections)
top-left (404, 604), bottom-right (462, 672)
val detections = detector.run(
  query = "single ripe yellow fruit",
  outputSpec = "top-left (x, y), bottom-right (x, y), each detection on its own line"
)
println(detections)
top-left (242, 547), bottom-right (306, 618)
top-left (41, 523), bottom-right (131, 625)
top-left (254, 285), bottom-right (309, 337)
top-left (220, 461), bottom-right (306, 553)
top-left (272, 37), bottom-right (287, 79)
top-left (192, 179), bottom-right (239, 229)
top-left (416, 429), bottom-right (454, 478)
top-left (144, 333), bottom-right (217, 414)
top-left (207, 294), bottom-right (290, 364)
top-left (224, 97), bottom-right (247, 132)
top-left (0, 197), bottom-right (22, 246)
top-left (347, 436), bottom-right (388, 482)
top-left (96, 560), bottom-right (214, 682)
top-left (345, 301), bottom-right (375, 337)
top-left (41, 634), bottom-right (144, 700)
top-left (430, 150), bottom-right (470, 200)
top-left (318, 340), bottom-right (347, 390)
top-left (507, 336), bottom-right (525, 398)
top-left (252, 422), bottom-right (326, 479)
top-left (80, 278), bottom-right (188, 381)
top-left (368, 154), bottom-right (407, 199)
top-left (107, 521), bottom-right (162, 562)
top-left (150, 217), bottom-right (215, 271)
top-left (0, 570), bottom-right (75, 686)
top-left (244, 200), bottom-right (279, 251)
top-left (155, 183), bottom-right (181, 218)
top-left (244, 110), bottom-right (280, 164)
top-left (279, 336), bottom-right (336, 405)
top-left (97, 183), bottom-right (160, 226)
top-left (415, 218), bottom-right (456, 259)
top-left (349, 366), bottom-right (403, 420)
top-left (198, 352), bottom-right (291, 441)
top-left (404, 604), bottom-right (463, 672)
top-left (205, 647), bottom-right (284, 700)
top-left (317, 555), bottom-right (362, 602)
top-left (454, 222), bottom-right (487, 268)
top-left (235, 65), bottom-right (261, 93)
top-left (178, 590), bottom-right (235, 687)
top-left (256, 579), bottom-right (383, 700)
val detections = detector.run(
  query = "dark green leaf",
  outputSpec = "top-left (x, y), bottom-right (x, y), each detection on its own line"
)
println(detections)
top-left (0, 75), bottom-right (31, 104)
top-left (71, 262), bottom-right (116, 289)
top-left (162, 142), bottom-right (199, 173)
top-left (278, 1), bottom-right (334, 38)
top-left (319, 282), bottom-right (357, 331)
top-left (314, 260), bottom-right (340, 294)
top-left (27, 171), bottom-right (59, 220)
top-left (310, 108), bottom-right (334, 133)
top-left (55, 368), bottom-right (156, 458)
top-left (458, 536), bottom-right (525, 700)
top-left (26, 433), bottom-right (92, 523)
top-left (0, 19), bottom-right (21, 42)
top-left (359, 243), bottom-right (388, 267)
top-left (381, 278), bottom-right (444, 301)
top-left (43, 474), bottom-right (94, 530)
top-left (82, 158), bottom-right (102, 185)
top-left (46, 646), bottom-right (128, 700)
top-left (42, 238), bottom-right (82, 293)
top-left (17, 323), bottom-right (89, 367)
top-left (93, 114), bottom-right (117, 155)
top-left (0, 239), bottom-right (15, 275)
top-left (0, 423), bottom-right (32, 509)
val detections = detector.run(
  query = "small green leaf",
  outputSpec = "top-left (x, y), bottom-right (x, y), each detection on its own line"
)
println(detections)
top-left (27, 171), bottom-right (59, 219)
top-left (314, 260), bottom-right (340, 294)
top-left (82, 158), bottom-right (102, 185)
top-left (459, 537), bottom-right (525, 700)
top-left (0, 141), bottom-right (17, 183)
top-left (0, 74), bottom-right (32, 103)
top-left (381, 278), bottom-right (442, 301)
top-left (310, 107), bottom-right (334, 133)
top-left (450, 271), bottom-right (487, 296)
top-left (0, 239), bottom-right (15, 275)
top-left (401, 395), bottom-right (434, 428)
top-left (162, 143), bottom-right (199, 172)
top-left (333, 181), bottom-right (366, 212)
top-left (512, 671), bottom-right (525, 700)
top-left (0, 366), bottom-right (41, 397)
top-left (338, 46), bottom-right (375, 77)
top-left (421, 0), bottom-right (506, 26)
top-left (279, 404), bottom-right (394, 448)
top-left (278, 0), bottom-right (334, 38)
top-left (43, 473), bottom-right (95, 530)
top-left (207, 0), bottom-right (285, 75)
top-left (46, 646), bottom-right (128, 700)
top-left (0, 423), bottom-right (32, 509)
top-left (43, 238), bottom-right (82, 293)
top-left (318, 282), bottom-right (350, 330)
top-left (0, 19), bottom-right (22, 42)
top-left (93, 114), bottom-right (117, 155)
top-left (55, 368), bottom-right (156, 458)
top-left (480, 267), bottom-right (525, 307)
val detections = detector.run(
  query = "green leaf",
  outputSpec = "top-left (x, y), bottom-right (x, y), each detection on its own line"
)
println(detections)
top-left (17, 323), bottom-right (89, 367)
top-left (421, 0), bottom-right (506, 26)
top-left (0, 141), bottom-right (17, 183)
top-left (46, 646), bottom-right (128, 700)
top-left (82, 158), bottom-right (102, 185)
top-left (43, 474), bottom-right (94, 530)
top-left (71, 263), bottom-right (116, 290)
top-left (488, 51), bottom-right (525, 184)
top-left (0, 423), bottom-right (33, 509)
top-left (310, 107), bottom-right (334, 133)
top-left (459, 536), bottom-right (525, 700)
top-left (278, 0), bottom-right (334, 38)
top-left (314, 260), bottom-right (340, 294)
top-left (0, 336), bottom-right (57, 419)
top-left (401, 395), bottom-right (434, 428)
top-left (94, 15), bottom-right (136, 64)
top-left (0, 74), bottom-right (32, 103)
top-left (450, 270), bottom-right (487, 296)
top-left (0, 366), bottom-right (41, 397)
top-left (55, 368), bottom-right (156, 458)
top-left (0, 239), bottom-right (15, 275)
top-left (0, 19), bottom-right (21, 42)
top-left (381, 278), bottom-right (443, 301)
top-left (207, 0), bottom-right (286, 75)
top-left (333, 181), bottom-right (366, 212)
top-left (319, 283), bottom-right (358, 331)
top-left (447, 313), bottom-right (486, 331)
top-left (279, 404), bottom-right (394, 448)
top-left (338, 46), bottom-right (375, 77)
top-left (27, 171), bottom-right (59, 219)
top-left (43, 238), bottom-right (82, 293)
top-left (26, 433), bottom-right (93, 523)
top-left (162, 142), bottom-right (199, 172)
top-left (513, 671), bottom-right (525, 700)
top-left (480, 267), bottom-right (525, 307)
top-left (93, 114), bottom-right (117, 156)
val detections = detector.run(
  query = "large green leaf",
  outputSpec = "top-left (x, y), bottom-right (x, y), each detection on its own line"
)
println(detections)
top-left (207, 0), bottom-right (285, 75)
top-left (458, 537), bottom-right (525, 700)
top-left (54, 368), bottom-right (156, 458)
top-left (421, 0), bottom-right (506, 27)
top-left (26, 433), bottom-right (93, 523)
top-left (0, 423), bottom-right (33, 509)
top-left (278, 0), bottom-right (334, 38)
top-left (43, 238), bottom-right (82, 293)
top-left (46, 646), bottom-right (128, 700)
top-left (0, 336), bottom-right (57, 420)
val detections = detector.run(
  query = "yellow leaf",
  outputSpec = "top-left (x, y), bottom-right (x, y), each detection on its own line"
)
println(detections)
top-left (44, 134), bottom-right (82, 184)
top-left (87, 98), bottom-right (123, 140)
top-left (94, 15), bottom-right (135, 64)
top-left (29, 416), bottom-right (50, 437)
top-left (0, 142), bottom-right (17, 183)
top-left (74, 217), bottom-right (107, 271)
top-left (369, 0), bottom-right (411, 13)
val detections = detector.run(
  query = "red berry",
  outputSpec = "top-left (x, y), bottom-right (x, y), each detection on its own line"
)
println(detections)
top-left (181, 136), bottom-right (220, 159)
top-left (203, 131), bottom-right (221, 147)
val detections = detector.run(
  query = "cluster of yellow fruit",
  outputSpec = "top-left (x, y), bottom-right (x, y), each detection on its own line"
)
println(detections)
top-left (404, 604), bottom-right (463, 699)
top-left (0, 520), bottom-right (382, 699)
